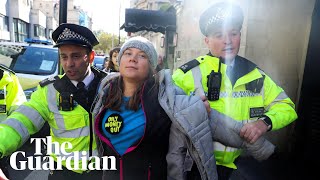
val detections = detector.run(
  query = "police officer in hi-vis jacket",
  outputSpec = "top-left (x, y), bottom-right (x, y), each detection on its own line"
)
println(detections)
top-left (0, 64), bottom-right (26, 179)
top-left (172, 2), bottom-right (298, 179)
top-left (0, 23), bottom-right (107, 180)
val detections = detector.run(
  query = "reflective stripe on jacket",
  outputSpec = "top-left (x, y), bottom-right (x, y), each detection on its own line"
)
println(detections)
top-left (172, 54), bottom-right (297, 168)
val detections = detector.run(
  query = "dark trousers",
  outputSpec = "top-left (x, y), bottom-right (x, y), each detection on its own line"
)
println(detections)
top-left (0, 157), bottom-right (10, 179)
top-left (217, 165), bottom-right (234, 180)
top-left (48, 169), bottom-right (102, 180)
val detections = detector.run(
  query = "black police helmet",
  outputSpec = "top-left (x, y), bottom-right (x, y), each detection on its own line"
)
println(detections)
top-left (52, 23), bottom-right (99, 50)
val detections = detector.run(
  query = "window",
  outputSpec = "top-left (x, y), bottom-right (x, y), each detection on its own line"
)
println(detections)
top-left (8, 46), bottom-right (58, 75)
top-left (13, 19), bottom-right (28, 42)
top-left (0, 14), bottom-right (9, 31)
top-left (34, 25), bottom-right (38, 36)
top-left (48, 29), bottom-right (53, 39)
top-left (34, 25), bottom-right (45, 37)
top-left (148, 2), bottom-right (153, 10)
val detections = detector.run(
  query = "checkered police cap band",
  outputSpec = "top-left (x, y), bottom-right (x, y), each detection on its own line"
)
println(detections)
top-left (52, 23), bottom-right (99, 49)
top-left (199, 2), bottom-right (244, 36)
top-left (57, 28), bottom-right (92, 47)
top-left (204, 7), bottom-right (232, 34)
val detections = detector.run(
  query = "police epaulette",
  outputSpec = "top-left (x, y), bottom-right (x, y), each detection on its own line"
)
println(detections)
top-left (39, 76), bottom-right (59, 87)
top-left (178, 59), bottom-right (200, 73)
top-left (0, 64), bottom-right (15, 75)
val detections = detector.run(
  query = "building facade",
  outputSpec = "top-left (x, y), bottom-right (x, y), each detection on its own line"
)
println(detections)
top-left (0, 0), bottom-right (11, 41)
top-left (0, 0), bottom-right (92, 42)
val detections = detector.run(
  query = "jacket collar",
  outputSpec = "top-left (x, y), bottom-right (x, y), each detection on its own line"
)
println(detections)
top-left (207, 52), bottom-right (257, 77)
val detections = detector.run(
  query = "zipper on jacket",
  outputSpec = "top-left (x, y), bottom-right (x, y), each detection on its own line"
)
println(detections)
top-left (147, 163), bottom-right (152, 180)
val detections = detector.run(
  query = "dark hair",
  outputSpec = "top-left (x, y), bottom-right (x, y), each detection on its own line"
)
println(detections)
top-left (109, 47), bottom-right (120, 59)
top-left (107, 47), bottom-right (120, 72)
top-left (103, 66), bottom-right (157, 111)
top-left (106, 60), bottom-right (116, 72)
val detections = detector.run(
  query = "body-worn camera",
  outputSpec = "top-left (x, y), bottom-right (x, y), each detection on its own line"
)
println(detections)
top-left (207, 70), bottom-right (222, 101)
top-left (59, 92), bottom-right (74, 111)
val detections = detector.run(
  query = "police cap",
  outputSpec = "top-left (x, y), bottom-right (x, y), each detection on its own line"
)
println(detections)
top-left (199, 2), bottom-right (244, 36)
top-left (52, 23), bottom-right (99, 50)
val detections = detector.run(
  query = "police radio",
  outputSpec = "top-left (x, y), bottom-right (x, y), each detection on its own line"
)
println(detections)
top-left (207, 70), bottom-right (222, 101)
top-left (206, 58), bottom-right (222, 101)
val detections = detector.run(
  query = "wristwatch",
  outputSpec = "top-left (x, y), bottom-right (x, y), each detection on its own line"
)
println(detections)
top-left (259, 116), bottom-right (272, 131)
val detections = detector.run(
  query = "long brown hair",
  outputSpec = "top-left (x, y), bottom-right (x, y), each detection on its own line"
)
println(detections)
top-left (103, 66), bottom-right (158, 111)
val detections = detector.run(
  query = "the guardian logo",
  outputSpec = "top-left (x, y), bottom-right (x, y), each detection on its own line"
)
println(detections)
top-left (10, 136), bottom-right (116, 171)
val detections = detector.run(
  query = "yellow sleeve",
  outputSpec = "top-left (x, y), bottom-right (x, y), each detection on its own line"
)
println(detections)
top-left (263, 74), bottom-right (298, 130)
top-left (6, 73), bottom-right (27, 115)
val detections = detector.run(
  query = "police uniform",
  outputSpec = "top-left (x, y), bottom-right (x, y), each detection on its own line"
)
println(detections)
top-left (0, 65), bottom-right (26, 122)
top-left (0, 64), bottom-right (26, 178)
top-left (172, 2), bottom-right (298, 180)
top-left (0, 23), bottom-right (106, 180)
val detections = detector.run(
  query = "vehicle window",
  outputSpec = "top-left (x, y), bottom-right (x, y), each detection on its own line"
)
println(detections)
top-left (0, 44), bottom-right (23, 67)
top-left (94, 56), bottom-right (105, 64)
top-left (10, 46), bottom-right (58, 75)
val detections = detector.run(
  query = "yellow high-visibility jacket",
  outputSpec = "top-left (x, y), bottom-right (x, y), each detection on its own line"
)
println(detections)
top-left (0, 70), bottom-right (105, 173)
top-left (0, 66), bottom-right (26, 121)
top-left (173, 54), bottom-right (298, 169)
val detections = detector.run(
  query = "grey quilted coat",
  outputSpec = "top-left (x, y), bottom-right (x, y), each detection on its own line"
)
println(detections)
top-left (158, 69), bottom-right (275, 180)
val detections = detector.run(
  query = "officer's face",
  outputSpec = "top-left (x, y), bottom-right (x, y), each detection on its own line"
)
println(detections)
top-left (119, 48), bottom-right (151, 83)
top-left (59, 45), bottom-right (93, 82)
top-left (205, 26), bottom-right (241, 61)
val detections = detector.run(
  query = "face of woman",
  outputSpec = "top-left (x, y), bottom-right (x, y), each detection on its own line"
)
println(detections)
top-left (111, 52), bottom-right (119, 67)
top-left (119, 48), bottom-right (151, 83)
